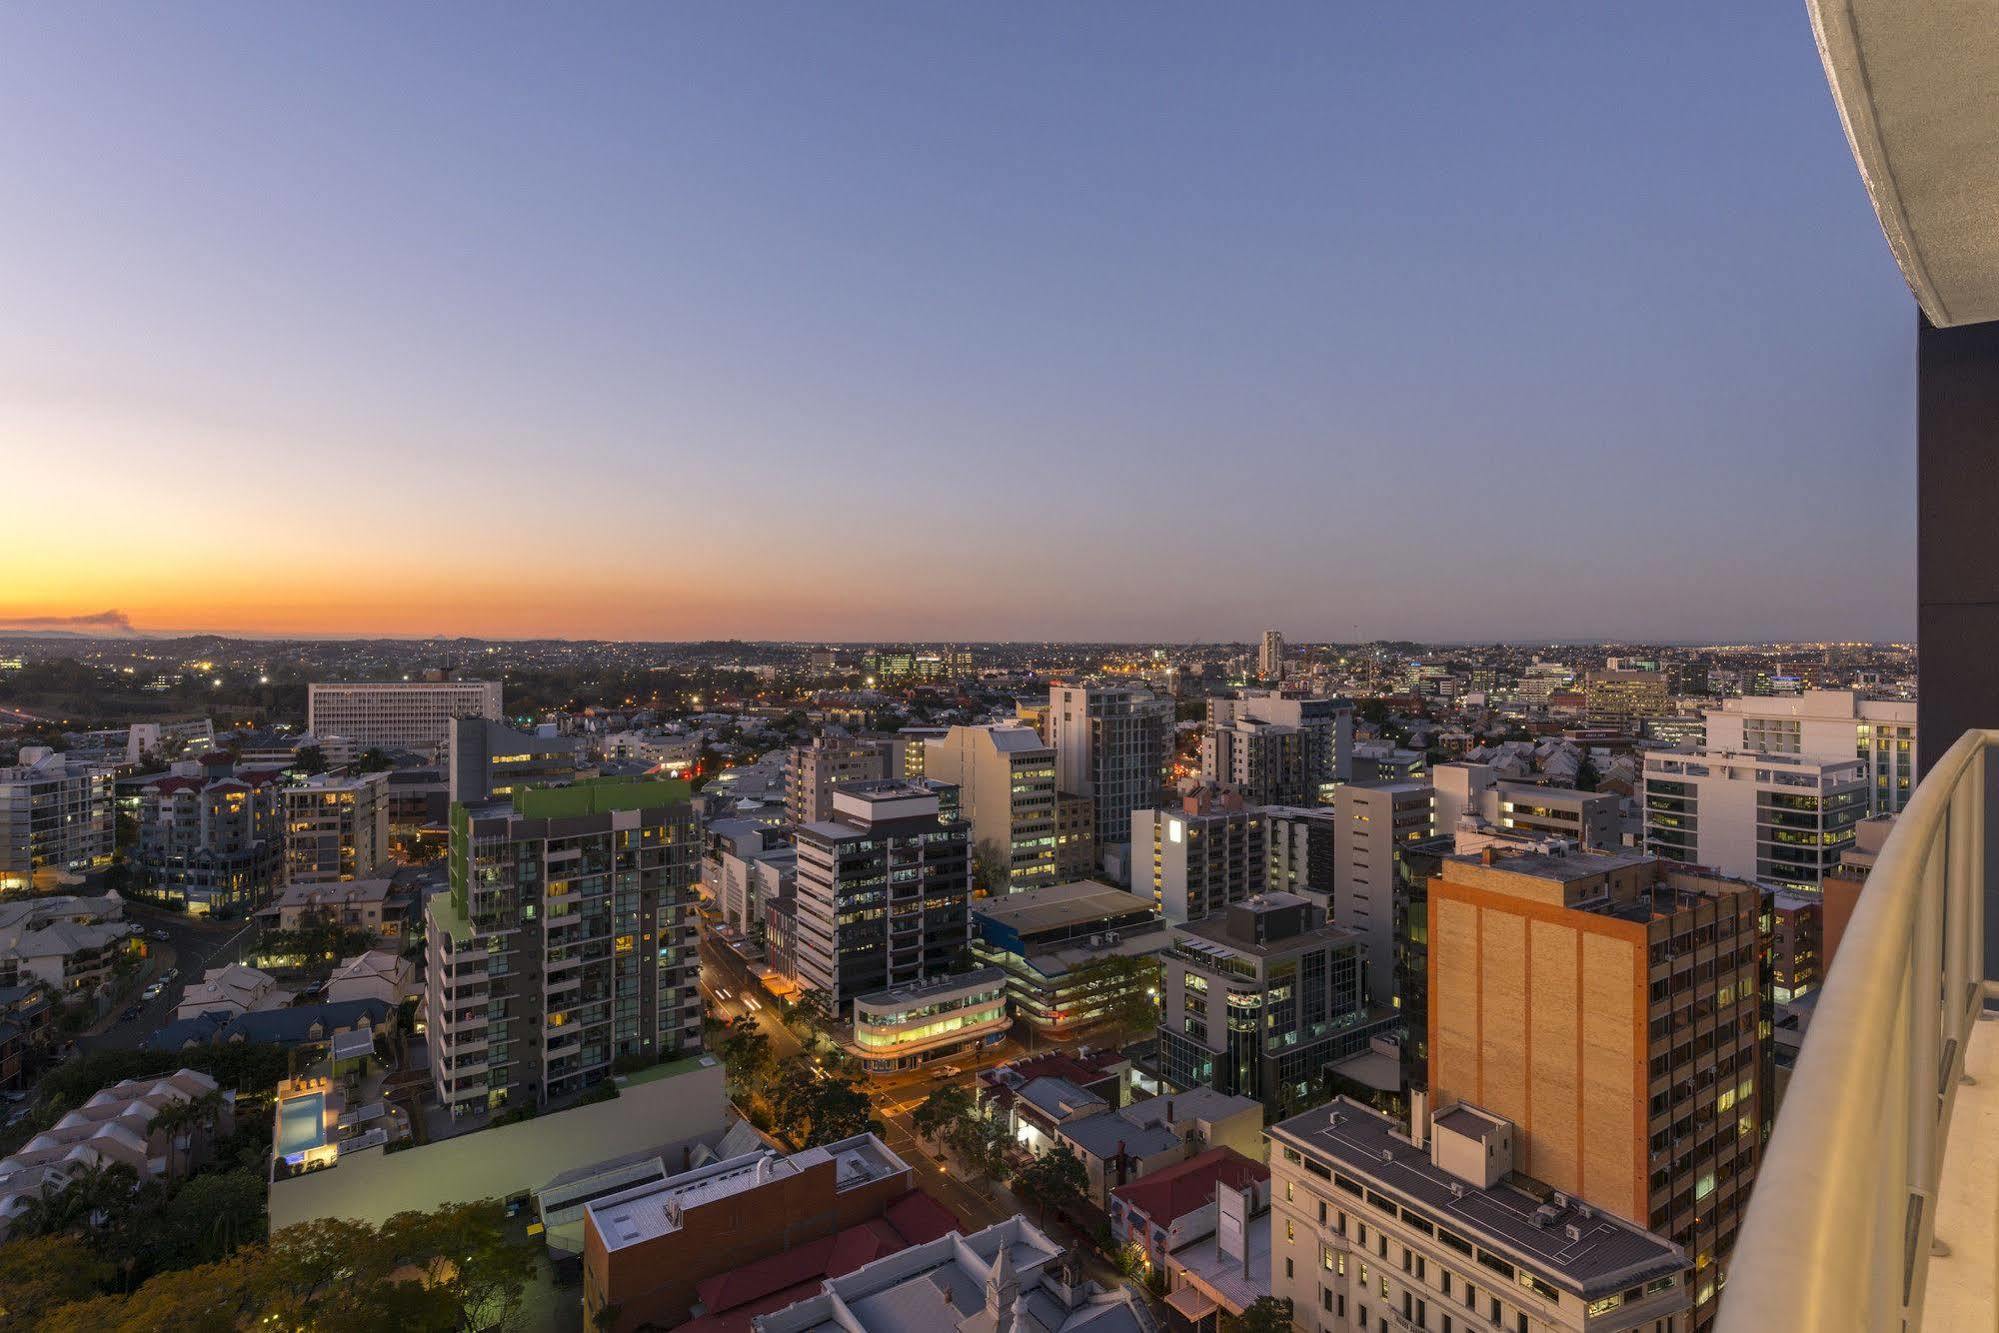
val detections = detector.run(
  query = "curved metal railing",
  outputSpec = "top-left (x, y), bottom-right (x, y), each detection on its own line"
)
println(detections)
top-left (1717, 728), bottom-right (1994, 1332)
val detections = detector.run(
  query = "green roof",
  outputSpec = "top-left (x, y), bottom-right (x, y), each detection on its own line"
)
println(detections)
top-left (512, 777), bottom-right (693, 819)
top-left (618, 1053), bottom-right (712, 1087)
top-left (428, 887), bottom-right (475, 944)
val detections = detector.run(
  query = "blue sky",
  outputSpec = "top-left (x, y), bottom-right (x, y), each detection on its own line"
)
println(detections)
top-left (0, 5), bottom-right (1917, 642)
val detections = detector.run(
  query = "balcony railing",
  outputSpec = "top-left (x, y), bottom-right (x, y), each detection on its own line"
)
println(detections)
top-left (1718, 729), bottom-right (1993, 1333)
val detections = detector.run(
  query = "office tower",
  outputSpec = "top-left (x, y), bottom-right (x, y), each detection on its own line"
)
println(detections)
top-left (425, 779), bottom-right (701, 1118)
top-left (1433, 762), bottom-right (1620, 851)
top-left (1204, 690), bottom-right (1354, 805)
top-left (1332, 780), bottom-right (1435, 1004)
top-left (1259, 629), bottom-right (1286, 681)
top-left (1054, 790), bottom-right (1097, 880)
top-left (1133, 789), bottom-right (1268, 924)
top-left (282, 771), bottom-right (389, 885)
top-left (448, 716), bottom-right (590, 805)
top-left (1583, 670), bottom-right (1669, 730)
top-left (306, 679), bottom-right (503, 757)
top-left (922, 725), bottom-right (1059, 890)
top-left (1047, 682), bottom-right (1172, 868)
top-left (1642, 749), bottom-right (1867, 892)
top-left (893, 726), bottom-right (949, 779)
top-left (969, 879), bottom-right (1174, 1043)
top-left (1264, 805), bottom-right (1339, 898)
top-left (785, 736), bottom-right (894, 826)
top-left (1158, 892), bottom-right (1378, 1111)
top-left (1702, 689), bottom-right (1918, 815)
top-left (1428, 849), bottom-right (1767, 1324)
top-left (1269, 1096), bottom-right (1693, 1333)
top-left (0, 749), bottom-right (115, 894)
top-left (1769, 890), bottom-right (1822, 1005)
top-left (790, 781), bottom-right (971, 1012)
top-left (134, 765), bottom-right (287, 914)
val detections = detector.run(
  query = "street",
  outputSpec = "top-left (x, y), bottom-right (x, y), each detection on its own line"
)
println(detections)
top-left (83, 903), bottom-right (262, 1052)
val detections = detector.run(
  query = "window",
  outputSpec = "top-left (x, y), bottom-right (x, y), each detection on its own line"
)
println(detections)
top-left (1286, 1258), bottom-right (1295, 1279)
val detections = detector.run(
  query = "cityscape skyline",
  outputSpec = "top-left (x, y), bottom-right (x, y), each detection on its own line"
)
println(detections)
top-left (4, 5), bottom-right (1917, 643)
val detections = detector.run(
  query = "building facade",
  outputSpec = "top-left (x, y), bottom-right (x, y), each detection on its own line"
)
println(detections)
top-left (847, 966), bottom-right (1009, 1071)
top-left (1203, 691), bottom-right (1353, 807)
top-left (1048, 682), bottom-right (1172, 866)
top-left (1641, 748), bottom-right (1868, 892)
top-left (790, 781), bottom-right (971, 1012)
top-left (1702, 689), bottom-right (1917, 815)
top-left (970, 878), bottom-right (1173, 1040)
top-left (0, 750), bottom-right (114, 894)
top-left (447, 716), bottom-right (590, 805)
top-left (424, 779), bottom-right (701, 1118)
top-left (1427, 849), bottom-right (1767, 1325)
top-left (134, 767), bottom-right (287, 914)
top-left (1159, 893), bottom-right (1375, 1112)
top-left (784, 737), bottom-right (894, 826)
top-left (282, 771), bottom-right (389, 886)
top-left (1134, 790), bottom-right (1269, 924)
top-left (306, 679), bottom-right (503, 757)
top-left (1583, 670), bottom-right (1669, 730)
top-left (922, 725), bottom-right (1059, 891)
top-left (1332, 780), bottom-right (1436, 1006)
top-left (1054, 790), bottom-right (1097, 881)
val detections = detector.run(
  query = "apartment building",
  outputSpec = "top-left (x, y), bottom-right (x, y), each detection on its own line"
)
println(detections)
top-left (1204, 691), bottom-right (1353, 807)
top-left (448, 716), bottom-right (590, 804)
top-left (1269, 1096), bottom-right (1691, 1333)
top-left (1641, 749), bottom-right (1867, 892)
top-left (1427, 849), bottom-right (1767, 1325)
top-left (1048, 682), bottom-right (1173, 864)
top-left (1702, 689), bottom-right (1917, 815)
top-left (1159, 893), bottom-right (1377, 1112)
top-left (922, 724), bottom-right (1058, 890)
top-left (1133, 789), bottom-right (1269, 924)
top-left (784, 736), bottom-right (894, 825)
top-left (703, 819), bottom-right (795, 939)
top-left (1265, 805), bottom-right (1339, 897)
top-left (790, 780), bottom-right (971, 1013)
top-left (306, 679), bottom-right (502, 757)
top-left (1352, 744), bottom-right (1428, 785)
top-left (1259, 629), bottom-right (1286, 680)
top-left (1332, 781), bottom-right (1436, 1005)
top-left (1583, 670), bottom-right (1669, 730)
top-left (424, 778), bottom-right (701, 1118)
top-left (282, 771), bottom-right (389, 885)
top-left (134, 766), bottom-right (287, 914)
top-left (0, 750), bottom-right (115, 894)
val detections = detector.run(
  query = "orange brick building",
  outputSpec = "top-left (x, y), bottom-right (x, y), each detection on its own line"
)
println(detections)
top-left (1428, 848), bottom-right (1767, 1326)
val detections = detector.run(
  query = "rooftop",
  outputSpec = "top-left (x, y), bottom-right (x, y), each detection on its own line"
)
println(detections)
top-left (1113, 1146), bottom-right (1269, 1226)
top-left (972, 880), bottom-right (1158, 935)
top-left (1272, 1098), bottom-right (1686, 1298)
top-left (512, 776), bottom-right (692, 818)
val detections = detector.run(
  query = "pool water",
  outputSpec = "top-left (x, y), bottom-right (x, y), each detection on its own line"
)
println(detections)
top-left (276, 1092), bottom-right (328, 1157)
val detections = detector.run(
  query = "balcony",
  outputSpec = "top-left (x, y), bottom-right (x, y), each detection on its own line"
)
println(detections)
top-left (1717, 729), bottom-right (1994, 1332)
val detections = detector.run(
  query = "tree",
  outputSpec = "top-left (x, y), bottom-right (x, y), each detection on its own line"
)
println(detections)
top-left (1011, 1143), bottom-right (1089, 1223)
top-left (293, 744), bottom-right (328, 776)
top-left (971, 839), bottom-right (1011, 897)
top-left (910, 1084), bottom-right (975, 1141)
top-left (768, 1071), bottom-right (878, 1149)
top-left (717, 1023), bottom-right (773, 1095)
top-left (380, 1199), bottom-right (537, 1330)
top-left (355, 748), bottom-right (395, 773)
top-left (1574, 753), bottom-right (1601, 792)
top-left (0, 1235), bottom-right (112, 1326)
top-left (1066, 953), bottom-right (1160, 1045)
top-left (1226, 1296), bottom-right (1296, 1333)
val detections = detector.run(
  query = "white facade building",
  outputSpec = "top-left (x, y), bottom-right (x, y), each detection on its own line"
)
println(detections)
top-left (306, 680), bottom-right (503, 757)
top-left (1048, 683), bottom-right (1172, 867)
top-left (0, 749), bottom-right (115, 894)
top-left (1642, 748), bottom-right (1868, 893)
top-left (1702, 689), bottom-right (1917, 815)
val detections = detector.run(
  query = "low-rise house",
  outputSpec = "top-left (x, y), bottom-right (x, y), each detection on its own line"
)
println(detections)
top-left (0, 893), bottom-right (138, 993)
top-left (325, 950), bottom-right (414, 1006)
top-left (1056, 1086), bottom-right (1265, 1206)
top-left (148, 997), bottom-right (392, 1052)
top-left (750, 1215), bottom-right (1156, 1332)
top-left (175, 962), bottom-right (293, 1022)
top-left (1109, 1145), bottom-right (1270, 1268)
top-left (0, 1069), bottom-right (234, 1238)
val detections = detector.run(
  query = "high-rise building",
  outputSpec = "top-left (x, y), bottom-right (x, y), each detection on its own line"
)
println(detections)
top-left (1132, 789), bottom-right (1268, 924)
top-left (1263, 805), bottom-right (1339, 898)
top-left (922, 725), bottom-right (1058, 890)
top-left (703, 819), bottom-right (795, 939)
top-left (1158, 892), bottom-right (1379, 1111)
top-left (425, 778), bottom-right (701, 1118)
top-left (1269, 1096), bottom-right (1694, 1333)
top-left (306, 679), bottom-right (503, 757)
top-left (1427, 849), bottom-right (1767, 1324)
top-left (785, 736), bottom-right (894, 826)
top-left (1332, 780), bottom-right (1435, 1005)
top-left (0, 749), bottom-right (115, 894)
top-left (281, 771), bottom-right (389, 886)
top-left (1048, 682), bottom-right (1172, 868)
top-left (1701, 689), bottom-right (1917, 815)
top-left (447, 716), bottom-right (591, 805)
top-left (1203, 690), bottom-right (1353, 806)
top-left (1583, 670), bottom-right (1669, 730)
top-left (1259, 629), bottom-right (1286, 681)
top-left (790, 780), bottom-right (971, 1012)
top-left (1641, 748), bottom-right (1867, 892)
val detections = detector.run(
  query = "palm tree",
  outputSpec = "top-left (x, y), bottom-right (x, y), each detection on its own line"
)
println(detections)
top-left (13, 1179), bottom-right (86, 1237)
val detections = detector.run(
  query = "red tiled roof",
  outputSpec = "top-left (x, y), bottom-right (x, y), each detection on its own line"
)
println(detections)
top-left (150, 777), bottom-right (206, 795)
top-left (1111, 1146), bottom-right (1270, 1227)
top-left (691, 1190), bottom-right (961, 1319)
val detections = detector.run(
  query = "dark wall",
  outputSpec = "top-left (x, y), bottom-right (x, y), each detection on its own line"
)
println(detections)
top-left (1917, 312), bottom-right (1999, 976)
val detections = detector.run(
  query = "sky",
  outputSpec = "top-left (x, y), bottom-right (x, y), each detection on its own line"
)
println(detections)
top-left (0, 5), bottom-right (1918, 644)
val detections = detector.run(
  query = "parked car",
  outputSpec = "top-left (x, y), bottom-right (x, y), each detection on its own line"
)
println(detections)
top-left (936, 1064), bottom-right (963, 1077)
top-left (141, 982), bottom-right (164, 1001)
top-left (150, 929), bottom-right (171, 942)
top-left (120, 1005), bottom-right (143, 1021)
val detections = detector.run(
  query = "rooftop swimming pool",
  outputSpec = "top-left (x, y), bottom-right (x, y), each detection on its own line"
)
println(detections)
top-left (276, 1091), bottom-right (328, 1160)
